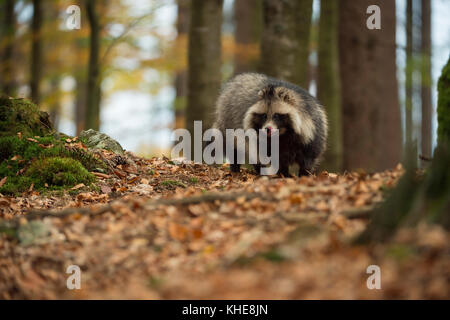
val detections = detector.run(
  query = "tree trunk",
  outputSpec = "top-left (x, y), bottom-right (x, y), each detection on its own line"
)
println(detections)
top-left (405, 0), bottom-right (413, 148)
top-left (30, 0), bottom-right (43, 104)
top-left (234, 0), bottom-right (262, 74)
top-left (359, 57), bottom-right (450, 243)
top-left (437, 57), bottom-right (450, 144)
top-left (85, 0), bottom-right (101, 131)
top-left (317, 0), bottom-right (342, 172)
top-left (174, 0), bottom-right (189, 130)
top-left (186, 0), bottom-right (223, 135)
top-left (339, 0), bottom-right (402, 171)
top-left (75, 75), bottom-right (87, 135)
top-left (260, 0), bottom-right (312, 88)
top-left (420, 0), bottom-right (432, 162)
top-left (0, 0), bottom-right (16, 96)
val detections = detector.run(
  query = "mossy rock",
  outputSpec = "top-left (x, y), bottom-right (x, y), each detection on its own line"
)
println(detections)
top-left (0, 95), bottom-right (53, 137)
top-left (79, 129), bottom-right (124, 155)
top-left (26, 157), bottom-right (95, 188)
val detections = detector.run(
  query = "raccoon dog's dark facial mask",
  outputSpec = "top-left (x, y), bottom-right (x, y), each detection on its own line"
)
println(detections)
top-left (250, 112), bottom-right (291, 136)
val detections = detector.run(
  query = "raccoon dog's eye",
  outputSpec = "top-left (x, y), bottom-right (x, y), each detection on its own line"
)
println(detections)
top-left (273, 113), bottom-right (286, 121)
top-left (253, 113), bottom-right (267, 121)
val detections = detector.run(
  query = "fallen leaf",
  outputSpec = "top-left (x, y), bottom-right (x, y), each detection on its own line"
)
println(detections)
top-left (0, 176), bottom-right (7, 188)
top-left (169, 223), bottom-right (188, 241)
top-left (0, 198), bottom-right (10, 206)
top-left (71, 183), bottom-right (85, 190)
top-left (100, 185), bottom-right (112, 194)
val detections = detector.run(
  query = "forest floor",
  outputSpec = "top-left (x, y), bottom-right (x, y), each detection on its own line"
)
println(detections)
top-left (0, 150), bottom-right (449, 299)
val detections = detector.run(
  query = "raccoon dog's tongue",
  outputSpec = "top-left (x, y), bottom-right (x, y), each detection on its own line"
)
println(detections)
top-left (266, 126), bottom-right (273, 136)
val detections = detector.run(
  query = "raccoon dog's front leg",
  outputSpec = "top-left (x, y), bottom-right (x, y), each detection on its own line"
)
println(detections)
top-left (252, 163), bottom-right (261, 175)
top-left (297, 157), bottom-right (314, 176)
top-left (279, 163), bottom-right (290, 177)
top-left (230, 148), bottom-right (241, 173)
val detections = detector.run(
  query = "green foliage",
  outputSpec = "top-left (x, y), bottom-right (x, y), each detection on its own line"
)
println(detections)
top-left (26, 157), bottom-right (95, 188)
top-left (0, 135), bottom-right (101, 194)
top-left (189, 177), bottom-right (199, 184)
top-left (0, 95), bottom-right (53, 137)
top-left (437, 56), bottom-right (450, 144)
top-left (160, 180), bottom-right (187, 188)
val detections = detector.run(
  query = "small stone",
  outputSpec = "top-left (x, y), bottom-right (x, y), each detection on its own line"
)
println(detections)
top-left (79, 129), bottom-right (124, 155)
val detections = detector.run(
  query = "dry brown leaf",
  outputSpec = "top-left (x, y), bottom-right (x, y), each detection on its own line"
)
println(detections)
top-left (289, 194), bottom-right (303, 204)
top-left (71, 183), bottom-right (85, 190)
top-left (0, 176), bottom-right (7, 188)
top-left (169, 223), bottom-right (188, 241)
top-left (0, 198), bottom-right (10, 207)
top-left (92, 172), bottom-right (111, 179)
top-left (100, 185), bottom-right (112, 194)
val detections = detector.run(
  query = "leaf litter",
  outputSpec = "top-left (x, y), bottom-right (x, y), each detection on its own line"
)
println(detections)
top-left (0, 152), bottom-right (448, 299)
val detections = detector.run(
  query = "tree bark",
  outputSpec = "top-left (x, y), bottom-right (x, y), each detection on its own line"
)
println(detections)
top-left (30, 0), bottom-right (43, 104)
top-left (174, 0), bottom-right (189, 130)
top-left (339, 0), bottom-right (402, 171)
top-left (260, 0), bottom-right (312, 88)
top-left (234, 0), bottom-right (262, 74)
top-left (186, 0), bottom-right (223, 135)
top-left (0, 0), bottom-right (16, 96)
top-left (437, 57), bottom-right (449, 144)
top-left (420, 0), bottom-right (432, 161)
top-left (85, 0), bottom-right (101, 130)
top-left (405, 0), bottom-right (413, 148)
top-left (318, 0), bottom-right (342, 172)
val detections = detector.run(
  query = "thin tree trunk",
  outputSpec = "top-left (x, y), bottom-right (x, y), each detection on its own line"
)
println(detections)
top-left (420, 0), bottom-right (432, 161)
top-left (30, 0), bottom-right (43, 104)
top-left (186, 0), bottom-right (223, 135)
top-left (339, 0), bottom-right (402, 171)
top-left (48, 77), bottom-right (60, 129)
top-left (234, 0), bottom-right (262, 74)
top-left (260, 0), bottom-right (312, 88)
top-left (174, 0), bottom-right (189, 130)
top-left (0, 0), bottom-right (16, 96)
top-left (405, 0), bottom-right (413, 148)
top-left (85, 0), bottom-right (101, 130)
top-left (437, 57), bottom-right (449, 144)
top-left (318, 0), bottom-right (342, 172)
top-left (75, 74), bottom-right (87, 135)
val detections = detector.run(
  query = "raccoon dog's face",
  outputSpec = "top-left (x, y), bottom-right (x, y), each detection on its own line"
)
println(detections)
top-left (243, 86), bottom-right (300, 137)
top-left (250, 111), bottom-right (291, 136)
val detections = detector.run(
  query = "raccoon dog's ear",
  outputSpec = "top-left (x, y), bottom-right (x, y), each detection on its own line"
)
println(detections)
top-left (258, 85), bottom-right (275, 100)
top-left (275, 88), bottom-right (295, 105)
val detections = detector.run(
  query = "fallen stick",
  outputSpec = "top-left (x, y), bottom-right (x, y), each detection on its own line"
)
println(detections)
top-left (20, 191), bottom-right (268, 221)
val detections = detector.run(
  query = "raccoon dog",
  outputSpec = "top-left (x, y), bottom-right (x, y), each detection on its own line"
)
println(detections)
top-left (213, 73), bottom-right (328, 176)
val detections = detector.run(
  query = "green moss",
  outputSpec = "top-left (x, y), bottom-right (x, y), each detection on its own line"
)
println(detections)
top-left (26, 157), bottom-right (95, 188)
top-left (0, 95), bottom-right (113, 194)
top-left (437, 56), bottom-right (450, 144)
top-left (0, 95), bottom-right (53, 137)
top-left (189, 177), bottom-right (199, 184)
top-left (160, 180), bottom-right (186, 188)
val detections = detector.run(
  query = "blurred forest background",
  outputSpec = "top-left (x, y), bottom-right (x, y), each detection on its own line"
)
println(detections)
top-left (0, 0), bottom-right (449, 172)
